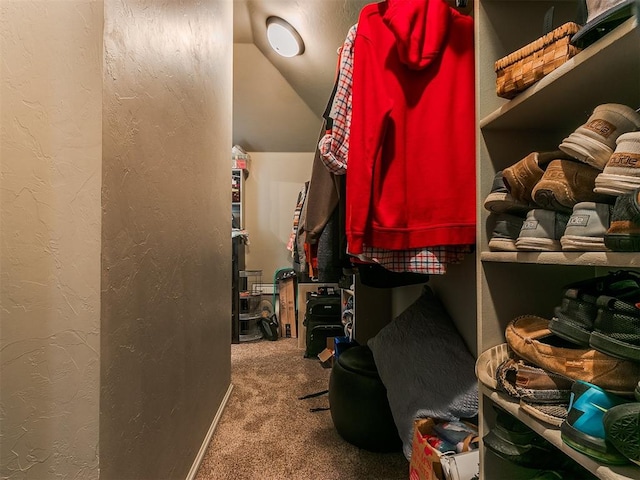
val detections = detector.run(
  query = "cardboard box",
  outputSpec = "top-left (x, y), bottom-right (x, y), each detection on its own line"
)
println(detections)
top-left (278, 277), bottom-right (297, 338)
top-left (317, 337), bottom-right (337, 368)
top-left (409, 418), bottom-right (479, 480)
top-left (317, 336), bottom-right (357, 368)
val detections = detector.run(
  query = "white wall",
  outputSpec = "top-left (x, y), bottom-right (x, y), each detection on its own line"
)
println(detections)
top-left (1, 2), bottom-right (233, 479)
top-left (100, 1), bottom-right (233, 479)
top-left (1, 3), bottom-right (103, 478)
top-left (233, 43), bottom-right (321, 151)
top-left (243, 152), bottom-right (314, 282)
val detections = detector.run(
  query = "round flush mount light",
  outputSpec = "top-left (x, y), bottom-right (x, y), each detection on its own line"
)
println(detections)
top-left (266, 16), bottom-right (305, 57)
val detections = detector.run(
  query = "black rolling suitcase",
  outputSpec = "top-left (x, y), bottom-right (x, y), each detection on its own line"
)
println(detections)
top-left (304, 294), bottom-right (343, 358)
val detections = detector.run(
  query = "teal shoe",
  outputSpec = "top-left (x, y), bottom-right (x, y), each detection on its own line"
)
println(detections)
top-left (561, 380), bottom-right (631, 464)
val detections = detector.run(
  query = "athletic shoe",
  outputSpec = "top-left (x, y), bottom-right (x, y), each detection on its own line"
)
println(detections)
top-left (560, 202), bottom-right (613, 251)
top-left (515, 209), bottom-right (570, 251)
top-left (483, 170), bottom-right (532, 214)
top-left (604, 187), bottom-right (640, 251)
top-left (549, 270), bottom-right (640, 346)
top-left (594, 131), bottom-right (640, 196)
top-left (527, 472), bottom-right (563, 480)
top-left (590, 294), bottom-right (640, 362)
top-left (488, 213), bottom-right (525, 251)
top-left (520, 401), bottom-right (569, 428)
top-left (603, 402), bottom-right (640, 466)
top-left (561, 380), bottom-right (631, 464)
top-left (483, 407), bottom-right (569, 469)
top-left (559, 103), bottom-right (640, 170)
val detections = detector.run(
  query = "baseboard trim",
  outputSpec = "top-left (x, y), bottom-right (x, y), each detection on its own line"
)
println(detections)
top-left (186, 383), bottom-right (234, 480)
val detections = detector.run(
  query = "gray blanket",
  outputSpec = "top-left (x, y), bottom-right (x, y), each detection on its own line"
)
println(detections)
top-left (367, 285), bottom-right (478, 459)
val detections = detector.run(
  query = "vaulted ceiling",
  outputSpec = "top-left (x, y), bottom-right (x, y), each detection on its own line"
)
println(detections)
top-left (232, 0), bottom-right (369, 152)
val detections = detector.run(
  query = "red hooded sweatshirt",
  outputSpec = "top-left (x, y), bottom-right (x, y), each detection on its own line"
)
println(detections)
top-left (346, 0), bottom-right (475, 254)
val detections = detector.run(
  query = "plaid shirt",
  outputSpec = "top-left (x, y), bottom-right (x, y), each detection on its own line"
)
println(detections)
top-left (352, 245), bottom-right (472, 275)
top-left (318, 24), bottom-right (356, 175)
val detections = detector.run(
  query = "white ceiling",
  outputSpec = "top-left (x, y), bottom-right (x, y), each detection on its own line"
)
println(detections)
top-left (232, 0), bottom-right (369, 152)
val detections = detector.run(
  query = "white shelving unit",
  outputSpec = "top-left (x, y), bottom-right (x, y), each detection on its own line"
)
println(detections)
top-left (238, 269), bottom-right (262, 342)
top-left (232, 168), bottom-right (245, 229)
top-left (476, 2), bottom-right (640, 478)
top-left (339, 273), bottom-right (392, 345)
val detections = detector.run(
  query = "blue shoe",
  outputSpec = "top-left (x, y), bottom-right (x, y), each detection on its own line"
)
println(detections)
top-left (561, 380), bottom-right (631, 464)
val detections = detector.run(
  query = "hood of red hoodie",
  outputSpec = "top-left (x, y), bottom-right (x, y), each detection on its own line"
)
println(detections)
top-left (382, 0), bottom-right (451, 71)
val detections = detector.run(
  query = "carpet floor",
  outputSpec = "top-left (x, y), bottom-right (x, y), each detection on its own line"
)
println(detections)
top-left (195, 338), bottom-right (409, 480)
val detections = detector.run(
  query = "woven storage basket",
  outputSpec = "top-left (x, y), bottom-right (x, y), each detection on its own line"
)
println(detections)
top-left (495, 22), bottom-right (581, 99)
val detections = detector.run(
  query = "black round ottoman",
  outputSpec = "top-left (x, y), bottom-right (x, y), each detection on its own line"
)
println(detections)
top-left (328, 345), bottom-right (403, 452)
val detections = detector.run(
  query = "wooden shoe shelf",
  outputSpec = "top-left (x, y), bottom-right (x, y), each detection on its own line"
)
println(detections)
top-left (476, 1), bottom-right (640, 478)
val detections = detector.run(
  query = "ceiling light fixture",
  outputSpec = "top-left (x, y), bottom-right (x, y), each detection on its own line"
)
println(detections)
top-left (266, 16), bottom-right (305, 57)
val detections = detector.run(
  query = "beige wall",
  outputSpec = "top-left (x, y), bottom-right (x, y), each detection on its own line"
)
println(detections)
top-left (1, 1), bottom-right (233, 479)
top-left (0, 2), bottom-right (103, 479)
top-left (100, 1), bottom-right (232, 479)
top-left (243, 152), bottom-right (314, 281)
top-left (233, 43), bottom-right (321, 151)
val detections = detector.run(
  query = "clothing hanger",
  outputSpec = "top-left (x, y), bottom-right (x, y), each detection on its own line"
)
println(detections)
top-left (445, 0), bottom-right (473, 14)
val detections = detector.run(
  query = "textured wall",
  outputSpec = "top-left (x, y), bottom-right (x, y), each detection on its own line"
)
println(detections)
top-left (100, 0), bottom-right (233, 478)
top-left (0, 2), bottom-right (103, 479)
top-left (243, 152), bottom-right (313, 280)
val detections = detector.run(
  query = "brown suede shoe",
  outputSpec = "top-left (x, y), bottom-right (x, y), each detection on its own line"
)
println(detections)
top-left (532, 159), bottom-right (615, 213)
top-left (503, 151), bottom-right (569, 205)
top-left (505, 315), bottom-right (640, 396)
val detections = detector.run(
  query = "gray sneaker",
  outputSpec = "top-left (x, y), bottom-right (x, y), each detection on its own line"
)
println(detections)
top-left (488, 213), bottom-right (525, 251)
top-left (515, 209), bottom-right (570, 251)
top-left (560, 202), bottom-right (613, 251)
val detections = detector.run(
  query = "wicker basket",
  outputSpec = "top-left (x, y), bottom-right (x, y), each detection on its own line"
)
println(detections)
top-left (495, 22), bottom-right (582, 99)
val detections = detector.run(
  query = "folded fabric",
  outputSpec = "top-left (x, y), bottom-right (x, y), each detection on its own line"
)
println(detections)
top-left (367, 286), bottom-right (478, 459)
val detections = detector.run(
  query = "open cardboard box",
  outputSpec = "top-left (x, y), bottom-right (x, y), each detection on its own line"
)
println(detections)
top-left (317, 336), bottom-right (355, 368)
top-left (409, 418), bottom-right (479, 480)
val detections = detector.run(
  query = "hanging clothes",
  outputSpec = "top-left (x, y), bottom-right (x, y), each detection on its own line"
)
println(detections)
top-left (287, 182), bottom-right (309, 259)
top-left (304, 126), bottom-right (341, 244)
top-left (346, 0), bottom-right (476, 254)
top-left (319, 12), bottom-right (473, 274)
top-left (318, 23), bottom-right (357, 176)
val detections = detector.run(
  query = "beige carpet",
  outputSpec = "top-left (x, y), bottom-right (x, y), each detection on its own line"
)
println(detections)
top-left (195, 338), bottom-right (409, 480)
